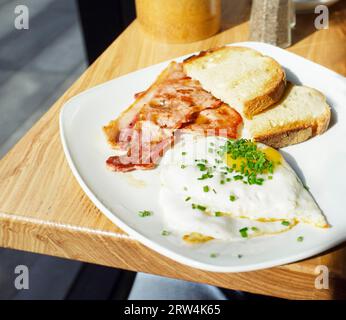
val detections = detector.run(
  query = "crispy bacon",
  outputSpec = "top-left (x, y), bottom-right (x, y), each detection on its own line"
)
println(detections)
top-left (181, 104), bottom-right (243, 139)
top-left (103, 62), bottom-right (243, 172)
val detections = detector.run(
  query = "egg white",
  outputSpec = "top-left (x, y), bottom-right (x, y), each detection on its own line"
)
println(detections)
top-left (159, 135), bottom-right (327, 241)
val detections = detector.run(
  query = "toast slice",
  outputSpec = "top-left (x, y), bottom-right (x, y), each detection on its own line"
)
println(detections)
top-left (183, 46), bottom-right (286, 119)
top-left (248, 84), bottom-right (331, 148)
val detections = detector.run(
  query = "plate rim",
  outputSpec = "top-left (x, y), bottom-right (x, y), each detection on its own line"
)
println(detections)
top-left (59, 41), bottom-right (346, 272)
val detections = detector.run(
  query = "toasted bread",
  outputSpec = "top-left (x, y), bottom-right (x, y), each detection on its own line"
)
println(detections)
top-left (248, 84), bottom-right (331, 148)
top-left (183, 46), bottom-right (286, 119)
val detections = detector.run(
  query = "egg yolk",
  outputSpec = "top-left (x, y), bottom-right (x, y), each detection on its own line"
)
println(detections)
top-left (262, 147), bottom-right (282, 165)
top-left (183, 232), bottom-right (214, 244)
top-left (225, 146), bottom-right (282, 173)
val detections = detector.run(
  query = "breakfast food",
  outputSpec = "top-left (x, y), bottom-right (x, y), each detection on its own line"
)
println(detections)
top-left (248, 84), bottom-right (331, 148)
top-left (183, 46), bottom-right (286, 119)
top-left (102, 45), bottom-right (332, 243)
top-left (160, 136), bottom-right (328, 241)
top-left (103, 61), bottom-right (242, 172)
top-left (181, 104), bottom-right (243, 138)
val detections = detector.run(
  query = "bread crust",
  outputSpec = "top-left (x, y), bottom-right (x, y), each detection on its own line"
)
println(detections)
top-left (244, 70), bottom-right (286, 119)
top-left (184, 46), bottom-right (286, 119)
top-left (253, 109), bottom-right (331, 148)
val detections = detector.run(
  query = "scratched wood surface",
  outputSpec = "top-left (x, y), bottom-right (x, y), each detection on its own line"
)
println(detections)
top-left (0, 0), bottom-right (345, 299)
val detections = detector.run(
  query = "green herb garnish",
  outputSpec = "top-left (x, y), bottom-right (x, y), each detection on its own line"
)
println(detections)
top-left (297, 236), bottom-right (304, 242)
top-left (161, 230), bottom-right (171, 236)
top-left (203, 185), bottom-right (210, 192)
top-left (197, 163), bottom-right (207, 171)
top-left (222, 139), bottom-right (275, 185)
top-left (281, 220), bottom-right (290, 226)
top-left (185, 196), bottom-right (191, 202)
top-left (239, 227), bottom-right (249, 238)
top-left (198, 172), bottom-right (213, 180)
top-left (192, 204), bottom-right (207, 211)
top-left (138, 210), bottom-right (153, 217)
top-left (229, 194), bottom-right (237, 202)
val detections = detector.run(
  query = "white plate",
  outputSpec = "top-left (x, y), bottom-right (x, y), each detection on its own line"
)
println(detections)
top-left (60, 42), bottom-right (346, 272)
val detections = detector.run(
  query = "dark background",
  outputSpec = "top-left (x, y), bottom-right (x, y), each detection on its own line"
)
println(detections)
top-left (0, 0), bottom-right (136, 300)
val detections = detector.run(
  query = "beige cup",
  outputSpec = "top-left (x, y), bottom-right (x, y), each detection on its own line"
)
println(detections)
top-left (135, 0), bottom-right (221, 43)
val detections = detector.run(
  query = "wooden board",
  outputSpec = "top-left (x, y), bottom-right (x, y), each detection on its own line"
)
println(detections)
top-left (1, 0), bottom-right (346, 299)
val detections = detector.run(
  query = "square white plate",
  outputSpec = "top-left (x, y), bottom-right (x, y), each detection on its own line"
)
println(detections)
top-left (60, 42), bottom-right (346, 272)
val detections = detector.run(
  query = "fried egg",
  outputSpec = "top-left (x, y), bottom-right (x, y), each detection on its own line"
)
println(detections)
top-left (159, 135), bottom-right (327, 242)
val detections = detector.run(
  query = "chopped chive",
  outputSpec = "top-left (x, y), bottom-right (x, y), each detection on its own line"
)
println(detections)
top-left (138, 210), bottom-right (153, 217)
top-left (181, 164), bottom-right (186, 169)
top-left (221, 139), bottom-right (276, 186)
top-left (226, 178), bottom-right (231, 182)
top-left (182, 152), bottom-right (187, 156)
top-left (237, 254), bottom-right (243, 259)
top-left (234, 175), bottom-right (243, 181)
top-left (203, 185), bottom-right (210, 192)
top-left (192, 204), bottom-right (207, 211)
top-left (212, 188), bottom-right (217, 194)
top-left (251, 227), bottom-right (259, 232)
top-left (220, 180), bottom-right (225, 185)
top-left (281, 220), bottom-right (290, 226)
top-left (297, 236), bottom-right (304, 242)
top-left (208, 148), bottom-right (213, 153)
top-left (198, 172), bottom-right (213, 180)
top-left (215, 211), bottom-right (222, 217)
top-left (210, 253), bottom-right (219, 258)
top-left (229, 194), bottom-right (237, 202)
top-left (185, 196), bottom-right (191, 202)
top-left (197, 163), bottom-right (207, 171)
top-left (239, 227), bottom-right (248, 238)
top-left (161, 230), bottom-right (171, 236)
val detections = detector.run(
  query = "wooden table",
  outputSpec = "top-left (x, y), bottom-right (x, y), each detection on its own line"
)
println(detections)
top-left (1, 0), bottom-right (345, 300)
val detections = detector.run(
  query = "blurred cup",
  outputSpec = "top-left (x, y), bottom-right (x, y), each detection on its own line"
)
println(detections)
top-left (135, 0), bottom-right (221, 43)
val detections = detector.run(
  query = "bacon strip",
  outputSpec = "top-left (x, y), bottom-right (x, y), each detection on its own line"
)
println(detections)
top-left (181, 104), bottom-right (243, 139)
top-left (103, 62), bottom-right (243, 172)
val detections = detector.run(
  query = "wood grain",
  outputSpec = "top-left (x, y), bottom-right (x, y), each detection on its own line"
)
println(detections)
top-left (0, 0), bottom-right (345, 299)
